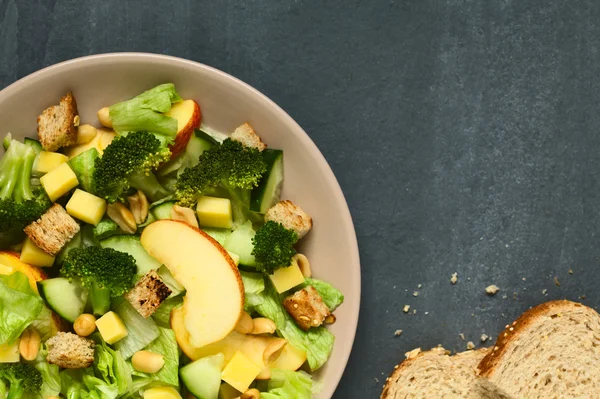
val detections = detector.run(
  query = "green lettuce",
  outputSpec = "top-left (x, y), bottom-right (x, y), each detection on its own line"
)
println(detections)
top-left (0, 272), bottom-right (43, 344)
top-left (30, 306), bottom-right (59, 342)
top-left (109, 84), bottom-right (182, 136)
top-left (152, 296), bottom-right (183, 329)
top-left (260, 369), bottom-right (314, 399)
top-left (31, 345), bottom-right (61, 398)
top-left (300, 278), bottom-right (344, 311)
top-left (112, 298), bottom-right (159, 359)
top-left (130, 327), bottom-right (179, 387)
top-left (241, 271), bottom-right (265, 311)
top-left (94, 336), bottom-right (132, 396)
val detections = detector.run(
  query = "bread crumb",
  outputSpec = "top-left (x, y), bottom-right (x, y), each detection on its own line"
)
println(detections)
top-left (412, 291), bottom-right (419, 297)
top-left (450, 272), bottom-right (458, 284)
top-left (403, 305), bottom-right (410, 313)
top-left (417, 284), bottom-right (422, 289)
top-left (413, 309), bottom-right (417, 314)
top-left (459, 333), bottom-right (465, 341)
top-left (466, 341), bottom-right (475, 350)
top-left (424, 311), bottom-right (429, 315)
top-left (542, 289), bottom-right (548, 295)
top-left (580, 295), bottom-right (587, 300)
top-left (522, 277), bottom-right (526, 281)
top-left (394, 329), bottom-right (403, 337)
top-left (568, 269), bottom-right (573, 275)
top-left (485, 285), bottom-right (500, 295)
top-left (554, 277), bottom-right (561, 287)
top-left (480, 334), bottom-right (489, 342)
top-left (502, 295), bottom-right (508, 300)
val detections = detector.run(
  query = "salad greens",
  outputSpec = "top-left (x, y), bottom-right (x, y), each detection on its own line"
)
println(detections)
top-left (0, 82), bottom-right (343, 398)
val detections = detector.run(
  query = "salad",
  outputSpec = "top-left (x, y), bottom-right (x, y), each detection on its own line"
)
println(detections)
top-left (0, 84), bottom-right (344, 399)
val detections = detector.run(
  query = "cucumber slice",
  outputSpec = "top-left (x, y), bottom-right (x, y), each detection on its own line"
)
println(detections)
top-left (202, 227), bottom-right (233, 246)
top-left (151, 201), bottom-right (176, 220)
top-left (180, 353), bottom-right (225, 399)
top-left (24, 138), bottom-right (43, 153)
top-left (158, 130), bottom-right (216, 177)
top-left (100, 235), bottom-right (161, 276)
top-left (37, 278), bottom-right (88, 323)
top-left (222, 220), bottom-right (256, 266)
top-left (250, 149), bottom-right (283, 213)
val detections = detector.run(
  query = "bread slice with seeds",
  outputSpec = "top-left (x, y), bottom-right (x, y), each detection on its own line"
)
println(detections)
top-left (37, 91), bottom-right (79, 151)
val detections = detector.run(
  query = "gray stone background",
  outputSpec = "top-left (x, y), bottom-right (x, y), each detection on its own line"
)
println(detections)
top-left (2, 1), bottom-right (600, 397)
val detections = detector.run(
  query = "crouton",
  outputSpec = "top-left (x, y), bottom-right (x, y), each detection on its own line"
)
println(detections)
top-left (230, 122), bottom-right (267, 151)
top-left (124, 270), bottom-right (172, 318)
top-left (264, 200), bottom-right (312, 239)
top-left (24, 204), bottom-right (80, 256)
top-left (37, 92), bottom-right (79, 151)
top-left (283, 286), bottom-right (330, 330)
top-left (46, 332), bottom-right (95, 368)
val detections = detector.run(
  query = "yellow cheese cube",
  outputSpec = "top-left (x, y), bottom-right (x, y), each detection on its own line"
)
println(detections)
top-left (20, 238), bottom-right (55, 267)
top-left (0, 340), bottom-right (20, 363)
top-left (95, 311), bottom-right (128, 344)
top-left (196, 196), bottom-right (233, 229)
top-left (66, 189), bottom-right (107, 225)
top-left (269, 263), bottom-right (305, 293)
top-left (227, 251), bottom-right (240, 266)
top-left (33, 151), bottom-right (68, 175)
top-left (40, 162), bottom-right (78, 201)
top-left (221, 351), bottom-right (262, 393)
top-left (143, 387), bottom-right (182, 399)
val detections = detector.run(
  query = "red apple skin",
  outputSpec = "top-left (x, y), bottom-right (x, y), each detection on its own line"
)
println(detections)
top-left (168, 100), bottom-right (202, 158)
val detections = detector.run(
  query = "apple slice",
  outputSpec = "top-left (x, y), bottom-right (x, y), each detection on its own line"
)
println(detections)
top-left (171, 306), bottom-right (306, 378)
top-left (165, 99), bottom-right (202, 157)
top-left (141, 220), bottom-right (242, 347)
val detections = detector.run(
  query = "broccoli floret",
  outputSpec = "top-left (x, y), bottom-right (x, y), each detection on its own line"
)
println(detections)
top-left (175, 139), bottom-right (266, 224)
top-left (252, 221), bottom-right (298, 274)
top-left (93, 132), bottom-right (171, 203)
top-left (61, 246), bottom-right (137, 315)
top-left (0, 137), bottom-right (51, 248)
top-left (0, 363), bottom-right (42, 399)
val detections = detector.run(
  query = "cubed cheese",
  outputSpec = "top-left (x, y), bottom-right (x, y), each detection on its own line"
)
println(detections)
top-left (40, 162), bottom-right (78, 201)
top-left (33, 151), bottom-right (69, 175)
top-left (66, 189), bottom-right (107, 225)
top-left (95, 311), bottom-right (128, 344)
top-left (20, 238), bottom-right (55, 267)
top-left (196, 196), bottom-right (233, 229)
top-left (227, 251), bottom-right (240, 266)
top-left (0, 340), bottom-right (20, 363)
top-left (143, 387), bottom-right (182, 399)
top-left (269, 263), bottom-right (305, 293)
top-left (221, 351), bottom-right (261, 393)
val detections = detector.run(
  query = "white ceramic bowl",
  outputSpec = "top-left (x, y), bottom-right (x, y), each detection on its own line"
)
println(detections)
top-left (0, 53), bottom-right (360, 398)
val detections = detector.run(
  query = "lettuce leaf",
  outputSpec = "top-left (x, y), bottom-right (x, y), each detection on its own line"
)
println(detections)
top-left (94, 336), bottom-right (132, 396)
top-left (130, 327), bottom-right (179, 387)
top-left (152, 296), bottom-right (183, 328)
top-left (32, 345), bottom-right (61, 397)
top-left (241, 271), bottom-right (265, 312)
top-left (260, 369), bottom-right (314, 399)
top-left (109, 84), bottom-right (182, 136)
top-left (300, 278), bottom-right (344, 311)
top-left (112, 298), bottom-right (159, 359)
top-left (0, 272), bottom-right (43, 344)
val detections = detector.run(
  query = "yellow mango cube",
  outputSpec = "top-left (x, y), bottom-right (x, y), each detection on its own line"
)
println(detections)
top-left (66, 189), bottom-right (107, 225)
top-left (20, 238), bottom-right (55, 267)
top-left (95, 311), bottom-right (128, 344)
top-left (33, 151), bottom-right (68, 175)
top-left (0, 340), bottom-right (20, 363)
top-left (269, 263), bottom-right (305, 293)
top-left (196, 196), bottom-right (233, 229)
top-left (221, 351), bottom-right (261, 393)
top-left (143, 387), bottom-right (182, 399)
top-left (40, 162), bottom-right (78, 201)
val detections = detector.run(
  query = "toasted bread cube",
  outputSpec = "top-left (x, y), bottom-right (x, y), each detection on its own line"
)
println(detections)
top-left (221, 351), bottom-right (262, 393)
top-left (66, 189), bottom-right (107, 225)
top-left (144, 387), bottom-right (182, 399)
top-left (40, 162), bottom-right (79, 201)
top-left (0, 341), bottom-right (20, 363)
top-left (33, 151), bottom-right (69, 175)
top-left (269, 263), bottom-right (305, 294)
top-left (283, 286), bottom-right (330, 331)
top-left (265, 200), bottom-right (312, 239)
top-left (230, 122), bottom-right (266, 151)
top-left (20, 238), bottom-right (55, 267)
top-left (46, 332), bottom-right (95, 368)
top-left (95, 311), bottom-right (128, 344)
top-left (196, 196), bottom-right (233, 229)
top-left (124, 270), bottom-right (172, 318)
top-left (37, 92), bottom-right (79, 151)
top-left (24, 204), bottom-right (80, 256)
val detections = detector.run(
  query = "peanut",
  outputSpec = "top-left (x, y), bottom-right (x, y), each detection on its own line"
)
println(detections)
top-left (19, 328), bottom-right (40, 361)
top-left (107, 202), bottom-right (137, 234)
top-left (263, 338), bottom-right (287, 365)
top-left (324, 314), bottom-right (337, 324)
top-left (131, 350), bottom-right (165, 374)
top-left (97, 107), bottom-right (112, 128)
top-left (241, 388), bottom-right (260, 399)
top-left (250, 318), bottom-right (276, 335)
top-left (77, 124), bottom-right (98, 144)
top-left (171, 205), bottom-right (199, 228)
top-left (234, 311), bottom-right (254, 334)
top-left (74, 314), bottom-right (97, 337)
top-left (293, 253), bottom-right (311, 278)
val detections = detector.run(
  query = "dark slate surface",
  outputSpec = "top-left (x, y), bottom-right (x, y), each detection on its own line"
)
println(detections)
top-left (3, 1), bottom-right (600, 397)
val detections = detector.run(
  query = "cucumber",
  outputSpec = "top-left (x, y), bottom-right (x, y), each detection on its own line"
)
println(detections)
top-left (37, 278), bottom-right (88, 323)
top-left (197, 126), bottom-right (228, 144)
top-left (151, 201), bottom-right (176, 220)
top-left (100, 235), bottom-right (161, 276)
top-left (222, 220), bottom-right (256, 266)
top-left (202, 227), bottom-right (233, 246)
top-left (250, 149), bottom-right (283, 213)
top-left (24, 138), bottom-right (43, 153)
top-left (180, 353), bottom-right (225, 399)
top-left (158, 130), bottom-right (216, 177)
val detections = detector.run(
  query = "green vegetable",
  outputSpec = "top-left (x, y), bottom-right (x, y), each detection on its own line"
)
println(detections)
top-left (68, 147), bottom-right (99, 193)
top-left (61, 246), bottom-right (137, 315)
top-left (251, 221), bottom-right (298, 274)
top-left (0, 272), bottom-right (43, 344)
top-left (130, 327), bottom-right (179, 387)
top-left (55, 230), bottom-right (83, 266)
top-left (109, 83), bottom-right (182, 136)
top-left (260, 369), bottom-right (314, 399)
top-left (175, 139), bottom-right (267, 225)
top-left (240, 271), bottom-right (265, 311)
top-left (152, 295), bottom-right (184, 328)
top-left (300, 279), bottom-right (344, 312)
top-left (0, 136), bottom-right (51, 248)
top-left (94, 335), bottom-right (132, 396)
top-left (112, 298), bottom-right (160, 359)
top-left (31, 345), bottom-right (61, 398)
top-left (93, 218), bottom-right (124, 240)
top-left (0, 363), bottom-right (42, 399)
top-left (223, 220), bottom-right (256, 266)
top-left (93, 132), bottom-right (171, 203)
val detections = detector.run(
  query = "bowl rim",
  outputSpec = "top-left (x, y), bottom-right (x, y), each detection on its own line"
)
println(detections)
top-left (0, 52), bottom-right (361, 397)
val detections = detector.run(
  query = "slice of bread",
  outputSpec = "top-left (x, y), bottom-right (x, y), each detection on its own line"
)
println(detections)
top-left (478, 300), bottom-right (600, 398)
top-left (37, 91), bottom-right (78, 151)
top-left (381, 347), bottom-right (493, 399)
